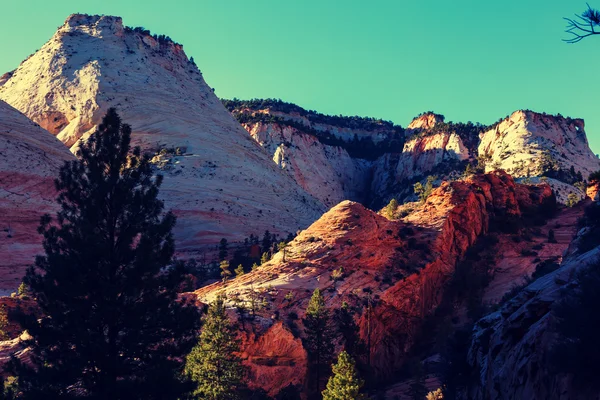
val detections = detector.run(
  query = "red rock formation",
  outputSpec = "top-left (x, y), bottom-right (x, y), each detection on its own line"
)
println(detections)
top-left (195, 172), bottom-right (554, 394)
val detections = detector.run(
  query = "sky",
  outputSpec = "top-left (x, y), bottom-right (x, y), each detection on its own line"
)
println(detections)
top-left (2, 0), bottom-right (599, 153)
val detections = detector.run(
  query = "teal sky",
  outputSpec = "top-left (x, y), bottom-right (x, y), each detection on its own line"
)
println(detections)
top-left (2, 0), bottom-right (599, 153)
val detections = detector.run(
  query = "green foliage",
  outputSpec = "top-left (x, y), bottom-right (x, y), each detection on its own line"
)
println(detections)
top-left (220, 260), bottom-right (232, 282)
top-left (335, 302), bottom-right (365, 360)
top-left (0, 376), bottom-right (17, 400)
top-left (0, 305), bottom-right (8, 341)
top-left (9, 109), bottom-right (200, 399)
top-left (321, 351), bottom-right (366, 400)
top-left (17, 282), bottom-right (29, 298)
top-left (574, 181), bottom-right (587, 193)
top-left (277, 241), bottom-right (288, 262)
top-left (414, 176), bottom-right (437, 203)
top-left (185, 296), bottom-right (246, 399)
top-left (566, 193), bottom-right (579, 207)
top-left (384, 198), bottom-right (398, 219)
top-left (303, 289), bottom-right (336, 394)
top-left (331, 267), bottom-right (344, 282)
top-left (260, 252), bottom-right (270, 265)
top-left (234, 264), bottom-right (245, 277)
top-left (426, 388), bottom-right (444, 400)
top-left (589, 170), bottom-right (600, 183)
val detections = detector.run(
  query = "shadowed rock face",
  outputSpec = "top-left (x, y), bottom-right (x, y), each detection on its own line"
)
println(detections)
top-left (465, 235), bottom-right (600, 400)
top-left (0, 100), bottom-right (75, 292)
top-left (195, 172), bottom-right (554, 394)
top-left (0, 14), bottom-right (326, 256)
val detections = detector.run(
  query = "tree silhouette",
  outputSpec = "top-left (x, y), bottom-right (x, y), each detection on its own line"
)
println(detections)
top-left (9, 109), bottom-right (200, 399)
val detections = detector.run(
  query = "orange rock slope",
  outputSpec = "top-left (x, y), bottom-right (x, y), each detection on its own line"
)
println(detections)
top-left (195, 171), bottom-right (554, 394)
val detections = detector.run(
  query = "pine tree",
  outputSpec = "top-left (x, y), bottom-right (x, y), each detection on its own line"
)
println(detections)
top-left (303, 288), bottom-right (336, 395)
top-left (185, 296), bottom-right (246, 399)
top-left (219, 238), bottom-right (229, 261)
top-left (336, 302), bottom-right (365, 359)
top-left (234, 264), bottom-right (245, 277)
top-left (277, 241), bottom-right (288, 262)
top-left (220, 260), bottom-right (232, 282)
top-left (260, 252), bottom-right (270, 265)
top-left (9, 109), bottom-right (200, 399)
top-left (384, 198), bottom-right (398, 219)
top-left (261, 230), bottom-right (272, 254)
top-left (322, 351), bottom-right (366, 400)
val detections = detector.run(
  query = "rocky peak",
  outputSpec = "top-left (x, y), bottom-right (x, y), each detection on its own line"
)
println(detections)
top-left (61, 14), bottom-right (125, 37)
top-left (0, 15), bottom-right (325, 258)
top-left (407, 112), bottom-right (445, 131)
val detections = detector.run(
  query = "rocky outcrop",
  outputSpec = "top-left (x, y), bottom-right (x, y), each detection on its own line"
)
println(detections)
top-left (195, 172), bottom-right (554, 394)
top-left (406, 112), bottom-right (445, 131)
top-left (0, 100), bottom-right (75, 292)
top-left (0, 14), bottom-right (326, 255)
top-left (244, 121), bottom-right (371, 208)
top-left (466, 240), bottom-right (600, 400)
top-left (479, 110), bottom-right (599, 182)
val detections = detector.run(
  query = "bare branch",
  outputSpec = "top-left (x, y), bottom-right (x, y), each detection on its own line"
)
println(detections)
top-left (564, 4), bottom-right (600, 43)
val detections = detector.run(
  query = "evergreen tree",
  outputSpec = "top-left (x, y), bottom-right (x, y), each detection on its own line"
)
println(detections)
top-left (185, 296), bottom-right (246, 399)
top-left (9, 109), bottom-right (200, 399)
top-left (384, 198), bottom-right (398, 219)
top-left (218, 238), bottom-right (229, 261)
top-left (234, 264), bottom-right (245, 277)
top-left (322, 351), bottom-right (366, 400)
top-left (17, 282), bottom-right (29, 298)
top-left (220, 260), bottom-right (232, 282)
top-left (260, 252), bottom-right (270, 265)
top-left (336, 302), bottom-right (365, 359)
top-left (277, 241), bottom-right (288, 262)
top-left (303, 288), bottom-right (336, 396)
top-left (261, 230), bottom-right (272, 254)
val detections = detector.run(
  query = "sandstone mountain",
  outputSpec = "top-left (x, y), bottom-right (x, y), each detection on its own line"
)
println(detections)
top-left (226, 103), bottom-right (599, 207)
top-left (194, 172), bottom-right (557, 395)
top-left (0, 100), bottom-right (75, 292)
top-left (0, 14), bottom-right (325, 259)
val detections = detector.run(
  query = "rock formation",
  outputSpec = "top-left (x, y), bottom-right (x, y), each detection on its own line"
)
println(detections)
top-left (466, 221), bottom-right (600, 400)
top-left (0, 14), bottom-right (326, 257)
top-left (195, 172), bottom-right (554, 395)
top-left (0, 100), bottom-right (75, 292)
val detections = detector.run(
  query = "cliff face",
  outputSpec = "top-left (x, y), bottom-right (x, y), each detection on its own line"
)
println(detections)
top-left (480, 111), bottom-right (599, 182)
top-left (466, 234), bottom-right (600, 400)
top-left (0, 100), bottom-right (75, 292)
top-left (0, 14), bottom-right (326, 253)
top-left (195, 172), bottom-right (554, 395)
top-left (244, 121), bottom-right (371, 208)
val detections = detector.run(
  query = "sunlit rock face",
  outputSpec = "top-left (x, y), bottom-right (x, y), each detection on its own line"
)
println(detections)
top-left (0, 100), bottom-right (75, 292)
top-left (0, 14), bottom-right (326, 255)
top-left (194, 172), bottom-right (554, 394)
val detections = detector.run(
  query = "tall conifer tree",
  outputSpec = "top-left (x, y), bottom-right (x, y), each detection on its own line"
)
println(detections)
top-left (322, 351), bottom-right (366, 400)
top-left (10, 109), bottom-right (200, 399)
top-left (303, 288), bottom-right (336, 396)
top-left (185, 296), bottom-right (246, 399)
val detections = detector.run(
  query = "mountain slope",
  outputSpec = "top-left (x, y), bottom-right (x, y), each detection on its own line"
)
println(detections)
top-left (194, 172), bottom-right (554, 394)
top-left (0, 100), bottom-right (75, 292)
top-left (0, 14), bottom-right (325, 254)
